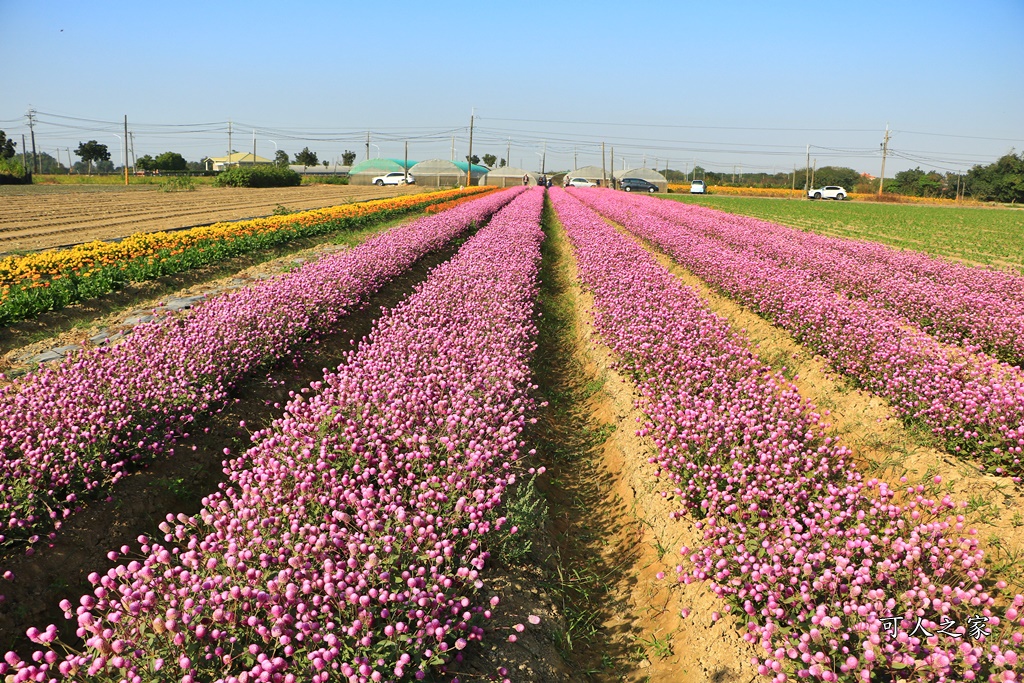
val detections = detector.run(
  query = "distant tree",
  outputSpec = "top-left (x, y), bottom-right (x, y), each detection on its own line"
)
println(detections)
top-left (812, 166), bottom-right (861, 190)
top-left (274, 150), bottom-right (289, 167)
top-left (465, 154), bottom-right (480, 165)
top-left (499, 158), bottom-right (506, 168)
top-left (186, 160), bottom-right (204, 173)
top-left (94, 159), bottom-right (115, 174)
top-left (482, 153), bottom-right (497, 168)
top-left (136, 155), bottom-right (156, 171)
top-left (342, 150), bottom-right (357, 166)
top-left (75, 140), bottom-right (110, 175)
top-left (965, 152), bottom-right (1024, 203)
top-left (0, 130), bottom-right (16, 159)
top-left (294, 147), bottom-right (318, 168)
top-left (323, 160), bottom-right (330, 168)
top-left (154, 151), bottom-right (188, 171)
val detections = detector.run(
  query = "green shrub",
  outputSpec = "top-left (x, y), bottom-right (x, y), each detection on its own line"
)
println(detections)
top-left (214, 164), bottom-right (301, 188)
top-left (0, 157), bottom-right (30, 185)
top-left (160, 175), bottom-right (196, 192)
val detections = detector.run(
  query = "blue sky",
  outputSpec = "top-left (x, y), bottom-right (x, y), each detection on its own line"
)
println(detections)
top-left (2, 0), bottom-right (1021, 175)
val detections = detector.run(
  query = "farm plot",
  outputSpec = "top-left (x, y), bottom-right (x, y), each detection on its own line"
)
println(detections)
top-left (0, 184), bottom-right (425, 254)
top-left (1, 187), bottom-right (546, 683)
top-left (3, 187), bottom-right (1024, 683)
top-left (551, 187), bottom-right (1024, 681)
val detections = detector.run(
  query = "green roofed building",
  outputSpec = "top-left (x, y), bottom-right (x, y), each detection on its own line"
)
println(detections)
top-left (409, 159), bottom-right (489, 187)
top-left (348, 158), bottom-right (418, 185)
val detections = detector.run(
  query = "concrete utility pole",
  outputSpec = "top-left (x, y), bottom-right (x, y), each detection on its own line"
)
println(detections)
top-left (878, 124), bottom-right (890, 196)
top-left (252, 129), bottom-right (257, 167)
top-left (610, 146), bottom-right (615, 188)
top-left (467, 111), bottom-right (475, 186)
top-left (21, 134), bottom-right (28, 174)
top-left (228, 120), bottom-right (233, 165)
top-left (366, 131), bottom-right (371, 161)
top-left (506, 138), bottom-right (511, 168)
top-left (601, 141), bottom-right (607, 187)
top-left (541, 140), bottom-right (546, 175)
top-left (804, 144), bottom-right (811, 194)
top-left (123, 115), bottom-right (129, 185)
top-left (27, 109), bottom-right (39, 173)
top-left (573, 145), bottom-right (577, 170)
top-left (451, 136), bottom-right (455, 162)
top-left (811, 159), bottom-right (817, 190)
top-left (404, 140), bottom-right (409, 183)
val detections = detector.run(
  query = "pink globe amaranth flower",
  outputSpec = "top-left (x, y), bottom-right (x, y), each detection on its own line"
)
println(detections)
top-left (552, 187), bottom-right (1024, 681)
top-left (0, 188), bottom-right (547, 682)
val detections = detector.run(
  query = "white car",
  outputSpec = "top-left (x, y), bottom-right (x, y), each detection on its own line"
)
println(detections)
top-left (690, 179), bottom-right (706, 194)
top-left (808, 185), bottom-right (847, 200)
top-left (372, 172), bottom-right (415, 186)
top-left (567, 177), bottom-right (596, 188)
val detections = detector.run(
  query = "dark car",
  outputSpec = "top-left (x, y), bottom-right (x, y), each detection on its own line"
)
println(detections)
top-left (620, 177), bottom-right (659, 193)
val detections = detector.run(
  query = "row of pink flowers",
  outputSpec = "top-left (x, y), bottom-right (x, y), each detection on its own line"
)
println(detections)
top-left (631, 196), bottom-right (1024, 366)
top-left (0, 188), bottom-right (524, 552)
top-left (550, 187), bottom-right (1023, 682)
top-left (569, 188), bottom-right (1024, 478)
top-left (1, 187), bottom-right (546, 682)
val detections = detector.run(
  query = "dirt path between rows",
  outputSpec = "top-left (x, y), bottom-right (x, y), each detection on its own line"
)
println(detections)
top-left (526, 206), bottom-right (759, 681)
top-left (625, 227), bottom-right (1024, 595)
top-left (0, 184), bottom-right (422, 254)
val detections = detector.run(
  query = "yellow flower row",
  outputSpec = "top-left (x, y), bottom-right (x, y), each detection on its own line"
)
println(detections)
top-left (0, 187), bottom-right (492, 290)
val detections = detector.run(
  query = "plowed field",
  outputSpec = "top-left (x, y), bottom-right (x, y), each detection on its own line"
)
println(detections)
top-left (0, 183), bottom-right (423, 253)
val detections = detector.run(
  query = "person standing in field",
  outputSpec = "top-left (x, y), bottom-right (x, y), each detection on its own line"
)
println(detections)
top-left (523, 173), bottom-right (529, 186)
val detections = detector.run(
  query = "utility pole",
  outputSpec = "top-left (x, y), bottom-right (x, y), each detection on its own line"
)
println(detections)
top-left (684, 161), bottom-right (688, 182)
top-left (27, 109), bottom-right (39, 173)
top-left (123, 115), bottom-right (129, 185)
top-left (451, 136), bottom-right (455, 162)
top-left (129, 132), bottom-right (136, 170)
top-left (252, 129), bottom-right (256, 167)
top-left (573, 145), bottom-right (577, 170)
top-left (811, 159), bottom-right (817, 190)
top-left (956, 170), bottom-right (962, 201)
top-left (541, 140), bottom-right (546, 175)
top-left (366, 131), bottom-right (371, 161)
top-left (506, 138), bottom-right (511, 169)
top-left (228, 120), bottom-right (233, 166)
top-left (601, 141), bottom-right (607, 188)
top-left (21, 134), bottom-right (28, 175)
top-left (404, 140), bottom-right (409, 184)
top-left (65, 147), bottom-right (71, 174)
top-left (467, 111), bottom-right (475, 186)
top-left (878, 124), bottom-right (890, 196)
top-left (804, 144), bottom-right (811, 194)
top-left (610, 146), bottom-right (615, 188)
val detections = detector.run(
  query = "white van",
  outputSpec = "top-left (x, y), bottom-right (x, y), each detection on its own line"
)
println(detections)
top-left (690, 179), bottom-right (706, 194)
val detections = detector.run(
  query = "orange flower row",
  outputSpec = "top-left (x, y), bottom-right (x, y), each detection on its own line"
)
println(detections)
top-left (423, 188), bottom-right (498, 214)
top-left (0, 187), bottom-right (491, 293)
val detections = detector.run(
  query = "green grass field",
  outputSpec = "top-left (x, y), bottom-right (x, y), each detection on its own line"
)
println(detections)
top-left (666, 195), bottom-right (1024, 273)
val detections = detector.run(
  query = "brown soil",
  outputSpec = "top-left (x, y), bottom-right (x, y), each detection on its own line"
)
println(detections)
top-left (631, 232), bottom-right (1024, 594)
top-left (0, 184), bottom-right (422, 254)
top-left (0, 224), bottom-right (465, 655)
top-left (526, 215), bottom-right (759, 682)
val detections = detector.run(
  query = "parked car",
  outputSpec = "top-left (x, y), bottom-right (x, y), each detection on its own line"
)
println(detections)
top-left (808, 185), bottom-right (846, 200)
top-left (372, 172), bottom-right (415, 186)
top-left (567, 177), bottom-right (596, 188)
top-left (620, 177), bottom-right (659, 193)
top-left (690, 179), bottom-right (707, 194)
